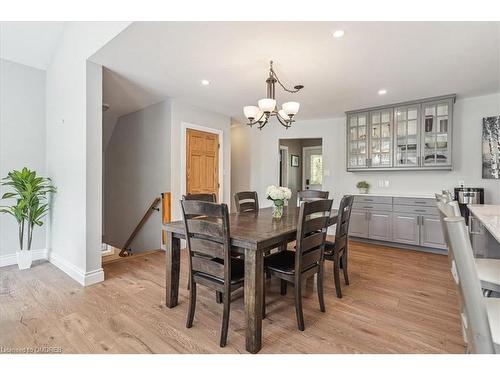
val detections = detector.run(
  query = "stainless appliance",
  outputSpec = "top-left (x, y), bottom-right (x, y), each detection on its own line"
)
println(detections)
top-left (454, 187), bottom-right (484, 224)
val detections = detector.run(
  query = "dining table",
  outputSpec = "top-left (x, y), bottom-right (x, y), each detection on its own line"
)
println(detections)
top-left (162, 205), bottom-right (339, 353)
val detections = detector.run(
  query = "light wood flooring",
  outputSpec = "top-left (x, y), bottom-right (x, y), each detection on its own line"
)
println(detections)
top-left (0, 241), bottom-right (465, 353)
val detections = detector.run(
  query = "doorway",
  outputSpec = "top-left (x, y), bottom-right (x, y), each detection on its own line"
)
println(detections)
top-left (278, 138), bottom-right (323, 206)
top-left (186, 128), bottom-right (220, 201)
top-left (303, 146), bottom-right (323, 191)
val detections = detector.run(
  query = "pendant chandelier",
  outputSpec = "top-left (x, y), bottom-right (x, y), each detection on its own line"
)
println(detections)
top-left (243, 61), bottom-right (303, 130)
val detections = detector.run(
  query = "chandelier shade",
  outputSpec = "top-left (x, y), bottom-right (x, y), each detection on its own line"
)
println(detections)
top-left (242, 61), bottom-right (303, 130)
top-left (282, 101), bottom-right (300, 116)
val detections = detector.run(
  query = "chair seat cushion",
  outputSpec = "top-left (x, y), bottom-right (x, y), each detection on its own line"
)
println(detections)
top-left (194, 257), bottom-right (245, 285)
top-left (264, 250), bottom-right (296, 274)
top-left (476, 259), bottom-right (500, 293)
top-left (486, 298), bottom-right (500, 352)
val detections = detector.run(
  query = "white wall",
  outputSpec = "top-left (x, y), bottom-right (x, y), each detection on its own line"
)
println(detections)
top-left (170, 99), bottom-right (232, 220)
top-left (231, 93), bottom-right (500, 210)
top-left (0, 59), bottom-right (46, 259)
top-left (105, 100), bottom-right (171, 252)
top-left (45, 22), bottom-right (130, 285)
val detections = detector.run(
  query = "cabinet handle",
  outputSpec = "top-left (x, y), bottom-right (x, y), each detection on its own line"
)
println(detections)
top-left (414, 209), bottom-right (426, 213)
top-left (414, 201), bottom-right (426, 204)
top-left (363, 206), bottom-right (374, 209)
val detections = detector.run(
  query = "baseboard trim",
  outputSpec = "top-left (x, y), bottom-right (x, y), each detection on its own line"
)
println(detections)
top-left (0, 249), bottom-right (48, 267)
top-left (349, 237), bottom-right (448, 255)
top-left (47, 251), bottom-right (104, 286)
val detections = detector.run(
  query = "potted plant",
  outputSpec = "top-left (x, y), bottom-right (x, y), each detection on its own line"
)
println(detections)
top-left (356, 180), bottom-right (370, 194)
top-left (266, 185), bottom-right (292, 219)
top-left (0, 168), bottom-right (56, 270)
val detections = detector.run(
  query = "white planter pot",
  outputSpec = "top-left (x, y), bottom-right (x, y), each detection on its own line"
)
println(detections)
top-left (16, 250), bottom-right (32, 270)
top-left (358, 187), bottom-right (369, 194)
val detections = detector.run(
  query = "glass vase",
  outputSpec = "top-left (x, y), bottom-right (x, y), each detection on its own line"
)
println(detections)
top-left (272, 203), bottom-right (284, 219)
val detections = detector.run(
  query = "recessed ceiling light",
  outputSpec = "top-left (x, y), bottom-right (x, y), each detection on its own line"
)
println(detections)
top-left (201, 79), bottom-right (210, 86)
top-left (332, 30), bottom-right (345, 38)
top-left (378, 89), bottom-right (387, 95)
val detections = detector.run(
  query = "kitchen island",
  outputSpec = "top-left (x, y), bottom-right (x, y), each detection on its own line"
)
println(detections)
top-left (468, 204), bottom-right (500, 259)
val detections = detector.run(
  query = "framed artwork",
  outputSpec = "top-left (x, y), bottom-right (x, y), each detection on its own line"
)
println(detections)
top-left (482, 115), bottom-right (500, 179)
top-left (291, 155), bottom-right (299, 167)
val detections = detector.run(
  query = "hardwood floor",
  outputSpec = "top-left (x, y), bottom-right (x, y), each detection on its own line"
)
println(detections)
top-left (0, 241), bottom-right (465, 353)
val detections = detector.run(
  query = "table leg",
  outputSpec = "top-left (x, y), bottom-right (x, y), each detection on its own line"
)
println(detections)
top-left (165, 232), bottom-right (181, 308)
top-left (244, 248), bottom-right (263, 354)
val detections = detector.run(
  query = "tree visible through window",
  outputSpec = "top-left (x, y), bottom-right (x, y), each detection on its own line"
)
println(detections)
top-left (310, 154), bottom-right (323, 185)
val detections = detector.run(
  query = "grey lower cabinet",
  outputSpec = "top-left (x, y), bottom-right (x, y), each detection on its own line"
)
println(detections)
top-left (350, 195), bottom-right (447, 251)
top-left (349, 209), bottom-right (392, 241)
top-left (392, 212), bottom-right (420, 245)
top-left (420, 215), bottom-right (446, 249)
top-left (349, 209), bottom-right (369, 238)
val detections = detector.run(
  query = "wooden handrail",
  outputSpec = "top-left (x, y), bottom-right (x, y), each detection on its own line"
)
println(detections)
top-left (119, 197), bottom-right (162, 257)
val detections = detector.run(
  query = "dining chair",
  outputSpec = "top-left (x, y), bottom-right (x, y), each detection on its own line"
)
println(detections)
top-left (323, 195), bottom-right (354, 298)
top-left (263, 199), bottom-right (333, 331)
top-left (234, 191), bottom-right (259, 212)
top-left (182, 193), bottom-right (217, 203)
top-left (298, 190), bottom-right (329, 202)
top-left (181, 200), bottom-right (244, 347)
top-left (442, 216), bottom-right (499, 353)
top-left (437, 200), bottom-right (500, 296)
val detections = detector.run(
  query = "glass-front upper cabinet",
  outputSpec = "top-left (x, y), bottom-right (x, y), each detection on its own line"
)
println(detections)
top-left (369, 109), bottom-right (392, 167)
top-left (347, 112), bottom-right (368, 168)
top-left (421, 98), bottom-right (453, 167)
top-left (394, 105), bottom-right (420, 167)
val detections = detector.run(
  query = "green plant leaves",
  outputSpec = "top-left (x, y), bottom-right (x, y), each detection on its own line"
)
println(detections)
top-left (0, 167), bottom-right (57, 250)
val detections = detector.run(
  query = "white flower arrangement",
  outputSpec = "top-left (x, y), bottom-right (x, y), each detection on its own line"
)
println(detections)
top-left (266, 185), bottom-right (292, 205)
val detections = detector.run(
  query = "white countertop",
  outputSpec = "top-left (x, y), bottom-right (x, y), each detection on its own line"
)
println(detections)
top-left (468, 204), bottom-right (500, 243)
top-left (352, 193), bottom-right (435, 199)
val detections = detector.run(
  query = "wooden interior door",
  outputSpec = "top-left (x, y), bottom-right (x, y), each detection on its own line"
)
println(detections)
top-left (186, 129), bottom-right (219, 200)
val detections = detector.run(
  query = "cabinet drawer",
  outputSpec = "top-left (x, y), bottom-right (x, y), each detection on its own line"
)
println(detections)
top-left (353, 202), bottom-right (393, 212)
top-left (393, 204), bottom-right (439, 216)
top-left (354, 195), bottom-right (392, 204)
top-left (393, 197), bottom-right (435, 207)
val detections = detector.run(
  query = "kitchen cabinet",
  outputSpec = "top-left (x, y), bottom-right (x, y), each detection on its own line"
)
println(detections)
top-left (346, 94), bottom-right (455, 171)
top-left (350, 195), bottom-right (447, 252)
top-left (420, 215), bottom-right (447, 249)
top-left (392, 212), bottom-right (420, 245)
top-left (349, 209), bottom-right (369, 238)
top-left (368, 210), bottom-right (392, 241)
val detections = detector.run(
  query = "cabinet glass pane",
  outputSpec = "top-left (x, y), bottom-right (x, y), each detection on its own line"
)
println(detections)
top-left (358, 116), bottom-right (366, 126)
top-left (372, 113), bottom-right (380, 124)
top-left (381, 154), bottom-right (390, 165)
top-left (424, 117), bottom-right (434, 133)
top-left (381, 112), bottom-right (390, 123)
top-left (407, 120), bottom-right (417, 135)
top-left (349, 156), bottom-right (357, 166)
top-left (381, 139), bottom-right (390, 153)
top-left (358, 141), bottom-right (366, 154)
top-left (437, 104), bottom-right (448, 116)
top-left (425, 106), bottom-right (435, 116)
top-left (372, 125), bottom-right (381, 138)
top-left (408, 108), bottom-right (418, 120)
top-left (397, 111), bottom-right (406, 121)
top-left (357, 156), bottom-right (365, 165)
top-left (350, 117), bottom-right (357, 126)
top-left (372, 154), bottom-right (380, 166)
top-left (381, 124), bottom-right (390, 138)
top-left (350, 127), bottom-right (357, 140)
top-left (372, 141), bottom-right (380, 153)
top-left (358, 126), bottom-right (366, 140)
top-left (438, 117), bottom-right (448, 133)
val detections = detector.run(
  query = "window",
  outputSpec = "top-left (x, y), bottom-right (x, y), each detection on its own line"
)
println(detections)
top-left (310, 154), bottom-right (323, 185)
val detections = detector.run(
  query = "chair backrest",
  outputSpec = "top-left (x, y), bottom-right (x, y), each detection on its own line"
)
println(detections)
top-left (334, 195), bottom-right (355, 254)
top-left (234, 191), bottom-right (259, 213)
top-left (437, 200), bottom-right (462, 247)
top-left (297, 190), bottom-right (329, 202)
top-left (295, 199), bottom-right (333, 275)
top-left (182, 193), bottom-right (217, 203)
top-left (181, 200), bottom-right (231, 287)
top-left (443, 216), bottom-right (496, 353)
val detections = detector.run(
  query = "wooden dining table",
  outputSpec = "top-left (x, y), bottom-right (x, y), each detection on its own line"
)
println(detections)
top-left (162, 206), bottom-right (339, 353)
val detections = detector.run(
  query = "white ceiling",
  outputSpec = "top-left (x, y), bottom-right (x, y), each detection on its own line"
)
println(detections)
top-left (92, 22), bottom-right (500, 121)
top-left (0, 22), bottom-right (64, 70)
